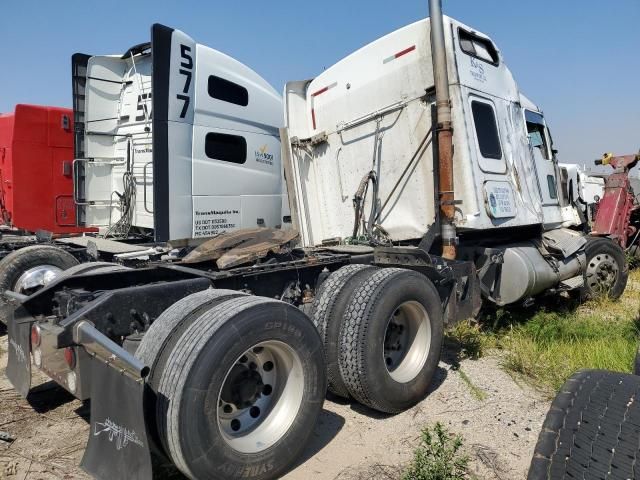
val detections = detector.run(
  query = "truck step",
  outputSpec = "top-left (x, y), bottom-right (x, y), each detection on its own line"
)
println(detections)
top-left (560, 275), bottom-right (584, 290)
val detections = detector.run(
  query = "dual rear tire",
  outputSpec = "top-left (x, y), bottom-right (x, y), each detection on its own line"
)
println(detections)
top-left (312, 265), bottom-right (444, 414)
top-left (136, 290), bottom-right (326, 480)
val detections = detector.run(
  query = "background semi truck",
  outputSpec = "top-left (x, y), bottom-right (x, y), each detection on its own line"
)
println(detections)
top-left (0, 105), bottom-right (103, 312)
top-left (4, 3), bottom-right (630, 480)
top-left (0, 104), bottom-right (98, 237)
top-left (558, 162), bottom-right (605, 224)
top-left (590, 152), bottom-right (640, 258)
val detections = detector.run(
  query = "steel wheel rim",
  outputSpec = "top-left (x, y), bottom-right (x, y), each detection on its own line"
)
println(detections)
top-left (586, 253), bottom-right (619, 291)
top-left (383, 300), bottom-right (431, 383)
top-left (217, 340), bottom-right (304, 454)
top-left (14, 265), bottom-right (63, 295)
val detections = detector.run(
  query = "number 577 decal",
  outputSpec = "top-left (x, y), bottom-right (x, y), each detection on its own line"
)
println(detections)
top-left (177, 44), bottom-right (193, 118)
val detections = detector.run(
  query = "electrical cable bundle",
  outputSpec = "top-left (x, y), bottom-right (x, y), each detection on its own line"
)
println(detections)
top-left (105, 138), bottom-right (136, 239)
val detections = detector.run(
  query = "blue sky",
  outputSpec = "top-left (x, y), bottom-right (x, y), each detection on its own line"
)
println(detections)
top-left (1, 1), bottom-right (638, 164)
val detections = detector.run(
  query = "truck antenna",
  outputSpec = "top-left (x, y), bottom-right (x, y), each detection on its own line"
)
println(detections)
top-left (429, 0), bottom-right (456, 259)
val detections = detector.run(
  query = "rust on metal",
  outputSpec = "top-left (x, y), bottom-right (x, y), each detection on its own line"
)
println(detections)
top-left (437, 124), bottom-right (456, 259)
top-left (591, 152), bottom-right (639, 249)
top-left (181, 228), bottom-right (300, 269)
top-left (429, 0), bottom-right (457, 260)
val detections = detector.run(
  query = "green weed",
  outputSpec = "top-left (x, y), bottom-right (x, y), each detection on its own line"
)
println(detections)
top-left (402, 423), bottom-right (469, 480)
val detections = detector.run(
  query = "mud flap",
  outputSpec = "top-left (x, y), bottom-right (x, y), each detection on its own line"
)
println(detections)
top-left (81, 358), bottom-right (153, 480)
top-left (6, 307), bottom-right (32, 398)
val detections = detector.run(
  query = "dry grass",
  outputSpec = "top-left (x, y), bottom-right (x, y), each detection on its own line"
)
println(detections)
top-left (449, 269), bottom-right (640, 394)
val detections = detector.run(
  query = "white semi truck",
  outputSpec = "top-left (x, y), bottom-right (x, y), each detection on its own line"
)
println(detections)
top-left (0, 27), bottom-right (290, 311)
top-left (559, 163), bottom-right (605, 224)
top-left (72, 31), bottom-right (286, 242)
top-left (4, 3), bottom-right (628, 480)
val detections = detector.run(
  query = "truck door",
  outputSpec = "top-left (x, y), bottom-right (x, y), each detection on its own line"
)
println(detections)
top-left (525, 110), bottom-right (559, 207)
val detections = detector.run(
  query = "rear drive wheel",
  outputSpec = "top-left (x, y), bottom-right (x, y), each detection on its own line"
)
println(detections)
top-left (529, 370), bottom-right (640, 480)
top-left (0, 245), bottom-right (79, 324)
top-left (581, 237), bottom-right (627, 300)
top-left (136, 288), bottom-right (247, 375)
top-left (154, 295), bottom-right (326, 480)
top-left (310, 264), bottom-right (378, 398)
top-left (136, 289), bottom-right (248, 454)
top-left (339, 268), bottom-right (443, 413)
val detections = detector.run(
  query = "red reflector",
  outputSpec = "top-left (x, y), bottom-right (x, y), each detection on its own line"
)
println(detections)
top-left (31, 324), bottom-right (41, 347)
top-left (395, 45), bottom-right (416, 58)
top-left (64, 347), bottom-right (76, 369)
top-left (312, 86), bottom-right (329, 97)
top-left (311, 108), bottom-right (317, 130)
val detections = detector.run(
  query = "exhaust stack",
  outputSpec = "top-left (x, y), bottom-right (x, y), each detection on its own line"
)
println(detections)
top-left (429, 0), bottom-right (456, 259)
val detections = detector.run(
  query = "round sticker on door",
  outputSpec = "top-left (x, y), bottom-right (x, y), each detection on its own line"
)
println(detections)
top-left (484, 181), bottom-right (516, 219)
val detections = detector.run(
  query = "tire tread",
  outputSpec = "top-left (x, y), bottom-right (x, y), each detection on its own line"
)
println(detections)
top-left (528, 369), bottom-right (640, 480)
top-left (338, 268), bottom-right (407, 412)
top-left (310, 264), bottom-right (377, 397)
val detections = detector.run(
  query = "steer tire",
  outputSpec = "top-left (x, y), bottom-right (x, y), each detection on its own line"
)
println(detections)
top-left (0, 245), bottom-right (79, 324)
top-left (338, 268), bottom-right (443, 414)
top-left (155, 295), bottom-right (326, 480)
top-left (311, 264), bottom-right (378, 398)
top-left (581, 237), bottom-right (628, 301)
top-left (528, 370), bottom-right (640, 480)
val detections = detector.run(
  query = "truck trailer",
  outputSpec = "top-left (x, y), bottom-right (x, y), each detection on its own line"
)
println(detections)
top-left (4, 3), bottom-right (629, 480)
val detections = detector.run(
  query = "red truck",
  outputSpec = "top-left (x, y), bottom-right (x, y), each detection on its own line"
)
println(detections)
top-left (0, 104), bottom-right (97, 235)
top-left (591, 152), bottom-right (640, 260)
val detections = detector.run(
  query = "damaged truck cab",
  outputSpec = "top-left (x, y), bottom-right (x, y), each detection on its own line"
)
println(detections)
top-left (284, 15), bottom-right (625, 305)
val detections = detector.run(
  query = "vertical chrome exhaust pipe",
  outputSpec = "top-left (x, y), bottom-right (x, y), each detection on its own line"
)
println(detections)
top-left (429, 0), bottom-right (456, 259)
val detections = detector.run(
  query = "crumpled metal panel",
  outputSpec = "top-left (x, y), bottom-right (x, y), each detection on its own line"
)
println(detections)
top-left (542, 228), bottom-right (586, 258)
top-left (181, 227), bottom-right (299, 269)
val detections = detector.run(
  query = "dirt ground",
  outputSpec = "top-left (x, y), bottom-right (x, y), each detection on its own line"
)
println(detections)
top-left (0, 334), bottom-right (549, 480)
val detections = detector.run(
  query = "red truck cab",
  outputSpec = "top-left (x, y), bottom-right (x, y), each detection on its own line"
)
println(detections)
top-left (0, 104), bottom-right (96, 234)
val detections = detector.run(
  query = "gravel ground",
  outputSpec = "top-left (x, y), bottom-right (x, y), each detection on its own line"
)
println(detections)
top-left (0, 334), bottom-right (549, 479)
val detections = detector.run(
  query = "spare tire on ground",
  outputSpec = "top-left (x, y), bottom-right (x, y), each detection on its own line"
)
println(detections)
top-left (138, 293), bottom-right (326, 480)
top-left (0, 245), bottom-right (79, 324)
top-left (529, 369), bottom-right (640, 480)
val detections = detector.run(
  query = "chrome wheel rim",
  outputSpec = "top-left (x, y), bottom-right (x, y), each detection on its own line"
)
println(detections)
top-left (217, 340), bottom-right (304, 454)
top-left (14, 265), bottom-right (63, 295)
top-left (383, 301), bottom-right (431, 383)
top-left (586, 253), bottom-right (619, 291)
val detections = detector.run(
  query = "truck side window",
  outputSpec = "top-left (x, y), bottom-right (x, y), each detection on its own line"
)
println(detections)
top-left (547, 175), bottom-right (558, 199)
top-left (205, 132), bottom-right (247, 164)
top-left (208, 76), bottom-right (249, 106)
top-left (525, 110), bottom-right (551, 160)
top-left (458, 28), bottom-right (499, 65)
top-left (471, 101), bottom-right (502, 160)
